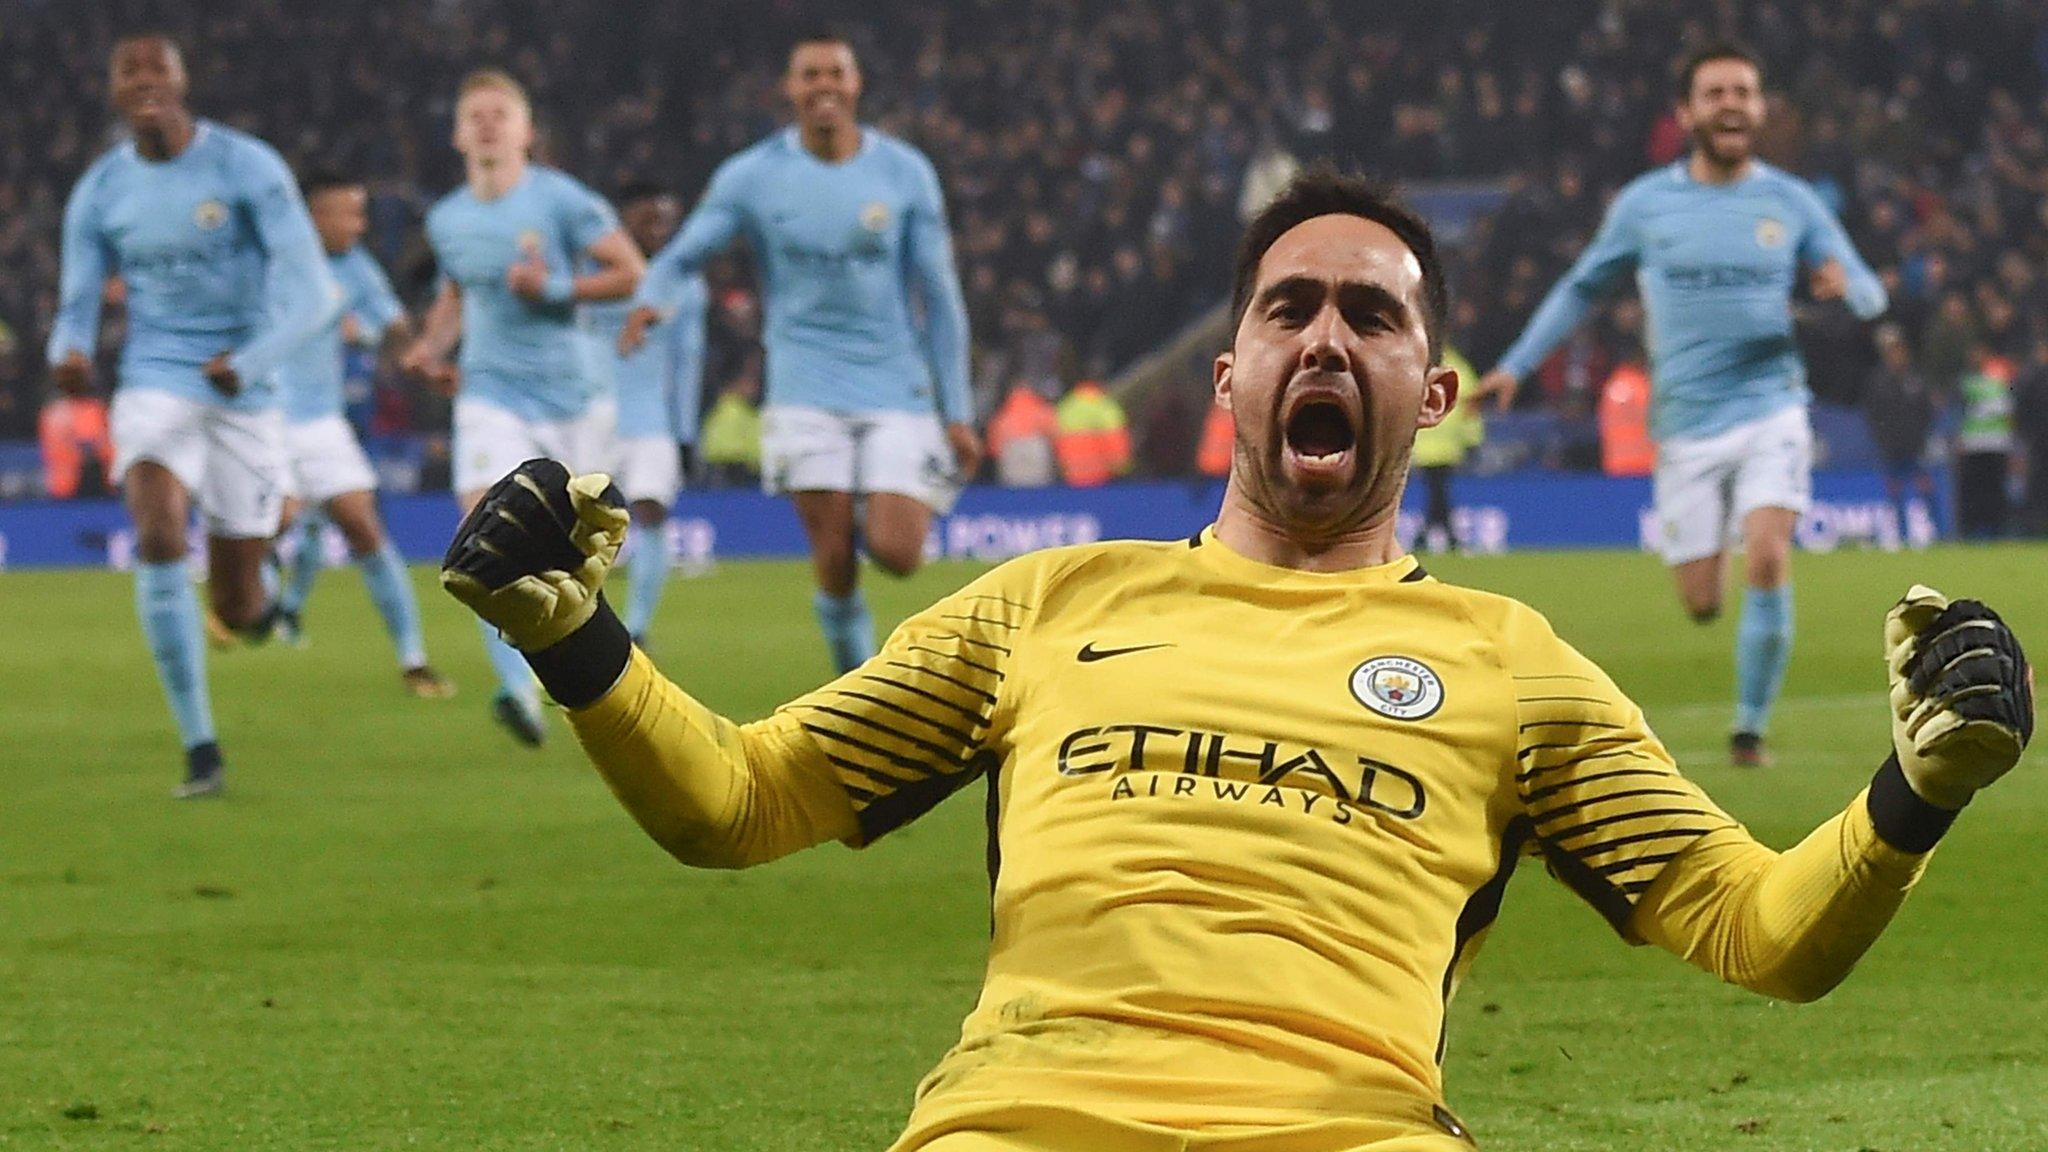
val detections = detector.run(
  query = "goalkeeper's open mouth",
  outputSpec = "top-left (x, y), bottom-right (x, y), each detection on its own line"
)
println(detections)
top-left (1278, 376), bottom-right (1362, 491)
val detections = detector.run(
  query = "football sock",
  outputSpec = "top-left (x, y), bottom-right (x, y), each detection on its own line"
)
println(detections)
top-left (813, 588), bottom-right (876, 674)
top-left (281, 513), bottom-right (324, 616)
top-left (1734, 583), bottom-right (1794, 736)
top-left (135, 559), bottom-right (216, 750)
top-left (478, 618), bottom-right (538, 707)
top-left (622, 523), bottom-right (672, 641)
top-left (358, 539), bottom-right (428, 670)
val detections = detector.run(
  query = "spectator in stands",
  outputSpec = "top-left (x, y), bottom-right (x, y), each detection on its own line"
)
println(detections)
top-left (1409, 347), bottom-right (1484, 553)
top-left (699, 374), bottom-right (763, 489)
top-left (1863, 324), bottom-right (1944, 545)
top-left (985, 380), bottom-right (1059, 488)
top-left (37, 392), bottom-right (114, 499)
top-left (2011, 335), bottom-right (2048, 537)
top-left (1954, 345), bottom-right (2017, 540)
top-left (1053, 380), bottom-right (1131, 488)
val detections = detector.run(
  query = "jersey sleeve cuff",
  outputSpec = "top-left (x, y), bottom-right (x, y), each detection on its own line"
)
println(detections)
top-left (1865, 751), bottom-right (1959, 854)
top-left (523, 595), bottom-right (633, 710)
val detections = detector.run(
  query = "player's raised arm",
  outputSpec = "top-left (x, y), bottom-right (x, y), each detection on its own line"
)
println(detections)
top-left (1480, 189), bottom-right (1646, 404)
top-left (1791, 180), bottom-right (1888, 320)
top-left (624, 161), bottom-right (749, 352)
top-left (228, 143), bottom-right (344, 384)
top-left (902, 153), bottom-right (974, 428)
top-left (441, 460), bottom-right (1018, 867)
top-left (47, 167), bottom-right (114, 388)
top-left (1512, 590), bottom-right (2031, 1002)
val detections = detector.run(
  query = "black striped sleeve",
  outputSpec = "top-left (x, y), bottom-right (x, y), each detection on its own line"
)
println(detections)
top-left (1509, 627), bottom-right (1740, 937)
top-left (774, 577), bottom-right (1030, 846)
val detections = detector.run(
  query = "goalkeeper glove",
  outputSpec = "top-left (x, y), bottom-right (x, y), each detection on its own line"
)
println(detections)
top-left (440, 458), bottom-right (628, 653)
top-left (1884, 585), bottom-right (2034, 810)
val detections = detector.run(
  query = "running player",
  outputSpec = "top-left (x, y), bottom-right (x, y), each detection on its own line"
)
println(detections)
top-left (583, 182), bottom-right (707, 645)
top-left (1476, 43), bottom-right (1888, 766)
top-left (269, 169), bottom-right (453, 698)
top-left (401, 69), bottom-right (644, 745)
top-left (621, 29), bottom-right (977, 674)
top-left (443, 169), bottom-right (2030, 1152)
top-left (49, 35), bottom-right (341, 797)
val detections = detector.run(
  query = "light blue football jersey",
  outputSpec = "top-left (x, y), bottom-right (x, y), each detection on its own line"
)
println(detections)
top-left (278, 246), bottom-right (405, 424)
top-left (1496, 161), bottom-right (1886, 441)
top-left (425, 166), bottom-right (620, 422)
top-left (636, 127), bottom-right (971, 424)
top-left (581, 273), bottom-right (708, 444)
top-left (48, 120), bottom-right (341, 412)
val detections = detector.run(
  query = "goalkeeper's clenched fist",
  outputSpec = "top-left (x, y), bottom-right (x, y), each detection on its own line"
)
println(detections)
top-left (441, 458), bottom-right (629, 654)
top-left (1885, 585), bottom-right (2035, 812)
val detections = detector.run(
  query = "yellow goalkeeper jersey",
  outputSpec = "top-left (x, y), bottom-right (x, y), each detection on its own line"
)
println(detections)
top-left (568, 528), bottom-right (1933, 1150)
top-left (765, 531), bottom-right (1737, 1143)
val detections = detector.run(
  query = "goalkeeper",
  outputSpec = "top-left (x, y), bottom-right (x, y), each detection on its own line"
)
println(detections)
top-left (443, 171), bottom-right (2034, 1152)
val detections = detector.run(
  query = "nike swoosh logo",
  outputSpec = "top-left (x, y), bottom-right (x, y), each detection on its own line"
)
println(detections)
top-left (1076, 642), bottom-right (1175, 663)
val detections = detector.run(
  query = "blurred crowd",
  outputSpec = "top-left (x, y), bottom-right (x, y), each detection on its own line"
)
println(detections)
top-left (5, 0), bottom-right (2048, 525)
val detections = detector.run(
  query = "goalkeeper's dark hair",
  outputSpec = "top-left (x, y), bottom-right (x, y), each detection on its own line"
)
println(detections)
top-left (1230, 166), bottom-right (1448, 362)
top-left (1676, 40), bottom-right (1763, 100)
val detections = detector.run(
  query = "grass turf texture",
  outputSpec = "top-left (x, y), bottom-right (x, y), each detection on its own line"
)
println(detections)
top-left (3, 544), bottom-right (2046, 1151)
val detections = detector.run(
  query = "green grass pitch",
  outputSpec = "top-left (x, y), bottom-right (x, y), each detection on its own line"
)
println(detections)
top-left (3, 544), bottom-right (2046, 1150)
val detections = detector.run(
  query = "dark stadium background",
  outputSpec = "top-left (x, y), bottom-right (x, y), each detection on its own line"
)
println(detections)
top-left (2, 0), bottom-right (2044, 532)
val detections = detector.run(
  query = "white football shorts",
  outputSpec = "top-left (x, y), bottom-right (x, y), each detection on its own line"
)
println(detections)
top-left (282, 414), bottom-right (379, 504)
top-left (613, 435), bottom-right (682, 506)
top-left (453, 397), bottom-right (617, 496)
top-left (1651, 404), bottom-right (1813, 565)
top-left (110, 386), bottom-right (287, 539)
top-left (760, 405), bottom-right (960, 514)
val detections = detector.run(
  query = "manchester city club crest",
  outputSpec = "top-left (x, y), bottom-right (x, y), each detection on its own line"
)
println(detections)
top-left (1754, 217), bottom-right (1787, 249)
top-left (860, 201), bottom-right (891, 232)
top-left (193, 200), bottom-right (228, 230)
top-left (1349, 656), bottom-right (1445, 721)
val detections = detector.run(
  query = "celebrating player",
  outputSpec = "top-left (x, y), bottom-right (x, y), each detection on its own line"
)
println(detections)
top-left (49, 35), bottom-right (341, 797)
top-left (1476, 43), bottom-right (1888, 767)
top-left (621, 29), bottom-right (978, 674)
top-left (401, 69), bottom-right (644, 746)
top-left (269, 169), bottom-right (453, 698)
top-left (442, 170), bottom-right (2031, 1152)
top-left (583, 182), bottom-right (707, 645)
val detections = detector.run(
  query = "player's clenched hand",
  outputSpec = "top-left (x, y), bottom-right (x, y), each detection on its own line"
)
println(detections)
top-left (507, 236), bottom-right (551, 301)
top-left (1885, 585), bottom-right (2034, 810)
top-left (618, 305), bottom-right (661, 355)
top-left (202, 353), bottom-right (242, 398)
top-left (1809, 259), bottom-right (1849, 302)
top-left (441, 459), bottom-right (629, 652)
top-left (1475, 368), bottom-right (1519, 411)
top-left (947, 422), bottom-right (983, 480)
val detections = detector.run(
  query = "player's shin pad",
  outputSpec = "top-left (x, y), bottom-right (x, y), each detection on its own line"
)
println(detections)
top-left (440, 459), bottom-right (635, 705)
top-left (1882, 585), bottom-right (2034, 811)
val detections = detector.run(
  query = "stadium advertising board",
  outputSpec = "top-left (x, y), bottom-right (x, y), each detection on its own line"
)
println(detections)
top-left (0, 470), bottom-right (1945, 570)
